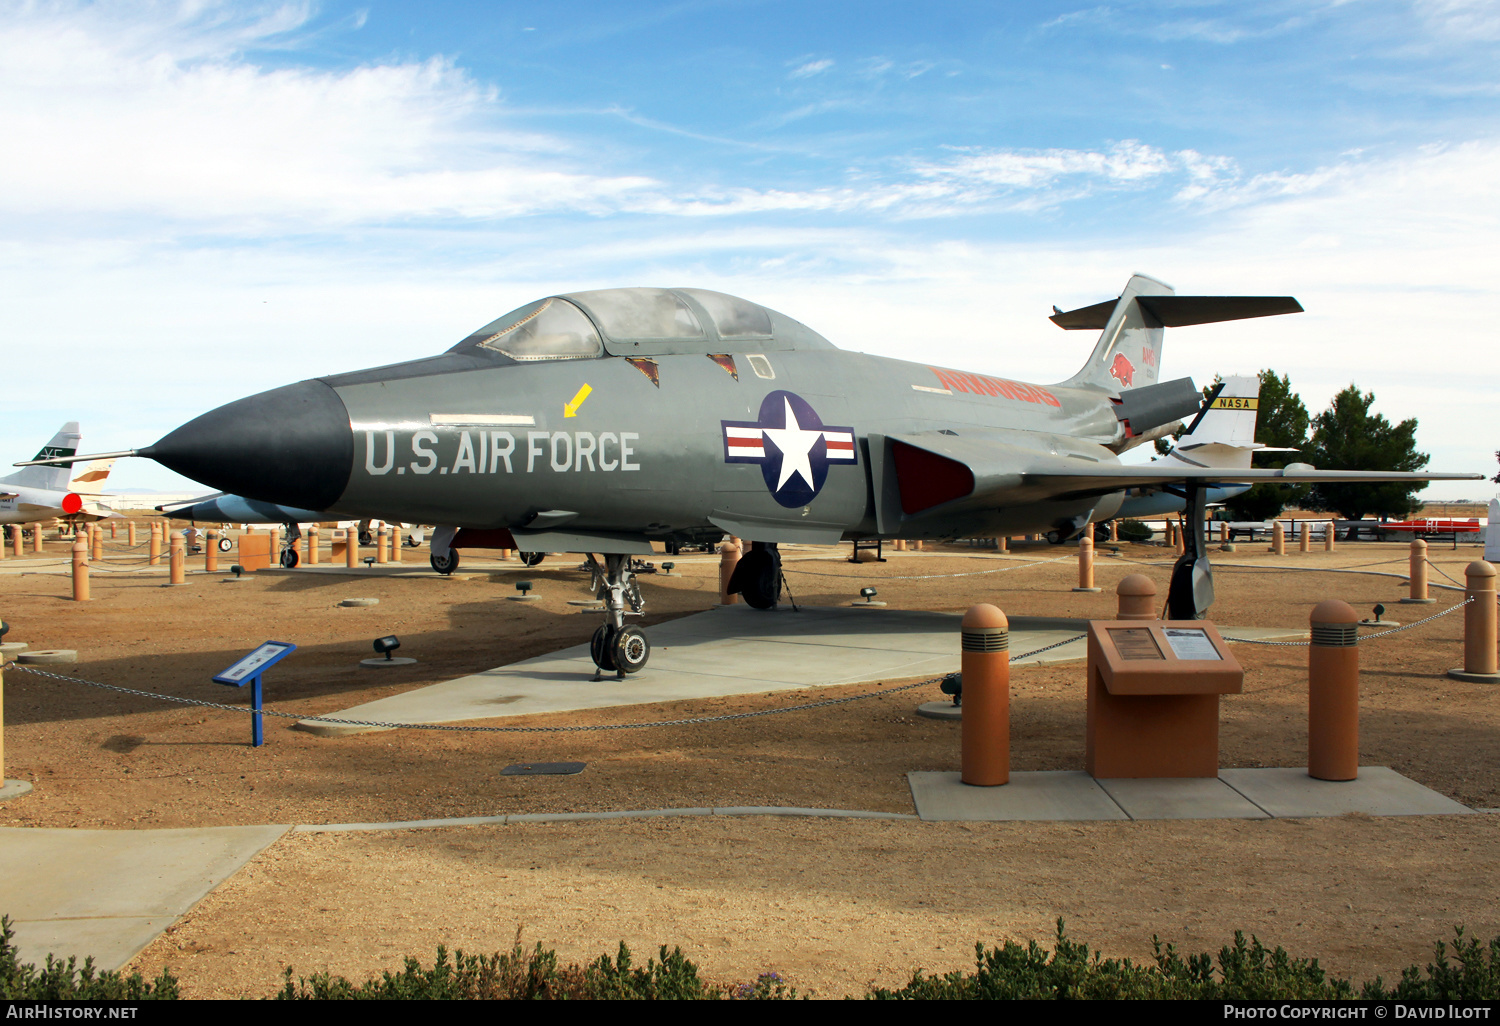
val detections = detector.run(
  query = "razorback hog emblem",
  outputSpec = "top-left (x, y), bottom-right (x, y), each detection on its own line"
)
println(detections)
top-left (1109, 352), bottom-right (1136, 387)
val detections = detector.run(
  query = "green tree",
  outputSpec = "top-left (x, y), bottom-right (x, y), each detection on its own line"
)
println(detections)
top-left (1222, 370), bottom-right (1311, 522)
top-left (1303, 385), bottom-right (1428, 520)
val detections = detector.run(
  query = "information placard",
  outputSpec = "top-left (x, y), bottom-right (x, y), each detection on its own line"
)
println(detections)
top-left (214, 642), bottom-right (296, 686)
top-left (1162, 628), bottom-right (1223, 662)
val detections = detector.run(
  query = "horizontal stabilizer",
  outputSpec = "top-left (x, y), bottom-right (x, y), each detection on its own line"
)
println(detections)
top-left (1051, 295), bottom-right (1302, 330)
top-left (1026, 464), bottom-right (1479, 503)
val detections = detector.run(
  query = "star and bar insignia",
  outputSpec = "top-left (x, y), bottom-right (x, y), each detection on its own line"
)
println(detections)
top-left (722, 390), bottom-right (857, 508)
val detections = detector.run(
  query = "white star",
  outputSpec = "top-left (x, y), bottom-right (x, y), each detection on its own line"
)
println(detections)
top-left (761, 397), bottom-right (822, 493)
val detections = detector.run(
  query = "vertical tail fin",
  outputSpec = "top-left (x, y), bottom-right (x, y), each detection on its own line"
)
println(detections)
top-left (1, 422), bottom-right (81, 491)
top-left (1054, 274), bottom-right (1173, 392)
top-left (69, 457), bottom-right (118, 494)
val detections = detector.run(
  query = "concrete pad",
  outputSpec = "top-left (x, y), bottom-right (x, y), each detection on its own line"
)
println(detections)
top-left (0, 824), bottom-right (289, 971)
top-left (1095, 777), bottom-right (1269, 820)
top-left (908, 770), bottom-right (1129, 822)
top-left (300, 606), bottom-right (1305, 734)
top-left (1219, 766), bottom-right (1474, 818)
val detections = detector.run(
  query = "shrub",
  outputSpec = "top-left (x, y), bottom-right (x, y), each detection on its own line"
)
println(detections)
top-left (0, 916), bottom-right (178, 1000)
top-left (1117, 519), bottom-right (1154, 542)
top-left (1361, 927), bottom-right (1500, 1000)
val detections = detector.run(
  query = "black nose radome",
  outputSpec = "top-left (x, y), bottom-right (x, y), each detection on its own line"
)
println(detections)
top-left (144, 379), bottom-right (353, 512)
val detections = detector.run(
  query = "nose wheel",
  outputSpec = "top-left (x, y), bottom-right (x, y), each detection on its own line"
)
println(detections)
top-left (586, 554), bottom-right (649, 680)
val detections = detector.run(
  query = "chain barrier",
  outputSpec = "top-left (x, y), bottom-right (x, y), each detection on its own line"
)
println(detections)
top-left (2, 635), bottom-right (1092, 734)
top-left (780, 555), bottom-right (1072, 581)
top-left (1221, 596), bottom-right (1473, 647)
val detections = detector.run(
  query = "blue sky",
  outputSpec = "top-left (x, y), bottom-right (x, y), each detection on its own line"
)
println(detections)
top-left (2, 0), bottom-right (1497, 498)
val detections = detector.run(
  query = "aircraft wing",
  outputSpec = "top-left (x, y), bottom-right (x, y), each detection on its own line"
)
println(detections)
top-left (881, 432), bottom-right (1481, 516)
top-left (1017, 464), bottom-right (1481, 503)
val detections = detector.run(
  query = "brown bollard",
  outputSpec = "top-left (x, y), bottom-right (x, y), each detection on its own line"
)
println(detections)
top-left (390, 526), bottom-right (402, 563)
top-left (71, 535), bottom-right (90, 601)
top-left (998, 535), bottom-right (1009, 553)
top-left (960, 604), bottom-right (1010, 786)
top-left (1449, 561), bottom-right (1498, 682)
top-left (1116, 574), bottom-right (1158, 620)
top-left (127, 521), bottom-right (137, 548)
top-left (345, 529), bottom-right (359, 568)
top-left (1299, 522), bottom-right (1310, 553)
top-left (169, 532), bottom-right (185, 585)
top-left (308, 525), bottom-right (320, 565)
top-left (1074, 533), bottom-right (1101, 592)
top-left (1108, 521), bottom-right (1118, 543)
top-left (91, 523), bottom-right (103, 561)
top-left (1174, 521), bottom-right (1186, 555)
top-left (376, 526), bottom-right (388, 564)
top-left (1308, 599), bottom-right (1359, 781)
top-left (1325, 520), bottom-right (1336, 552)
top-left (110, 522), bottom-right (117, 540)
top-left (718, 540), bottom-right (741, 605)
top-left (205, 531), bottom-right (218, 573)
top-left (31, 522), bottom-right (43, 554)
top-left (10, 525), bottom-right (20, 558)
top-left (148, 523), bottom-right (162, 565)
top-left (1402, 539), bottom-right (1434, 604)
top-left (1271, 521), bottom-right (1285, 556)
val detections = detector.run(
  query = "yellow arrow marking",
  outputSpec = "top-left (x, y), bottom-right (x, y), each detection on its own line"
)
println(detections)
top-left (563, 383), bottom-right (593, 418)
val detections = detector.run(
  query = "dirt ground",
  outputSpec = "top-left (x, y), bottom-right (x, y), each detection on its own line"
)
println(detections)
top-left (0, 527), bottom-right (1496, 997)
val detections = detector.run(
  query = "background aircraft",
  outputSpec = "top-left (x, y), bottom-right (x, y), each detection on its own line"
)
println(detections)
top-left (25, 275), bottom-right (1479, 674)
top-left (1, 423), bottom-right (119, 530)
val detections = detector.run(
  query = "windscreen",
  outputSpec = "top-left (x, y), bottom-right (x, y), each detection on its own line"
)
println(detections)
top-left (456, 298), bottom-right (602, 361)
top-left (568, 288), bottom-right (705, 341)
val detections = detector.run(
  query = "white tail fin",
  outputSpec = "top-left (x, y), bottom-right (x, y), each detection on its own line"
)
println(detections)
top-left (1166, 374), bottom-right (1283, 470)
top-left (1, 422), bottom-right (81, 491)
top-left (69, 457), bottom-right (118, 495)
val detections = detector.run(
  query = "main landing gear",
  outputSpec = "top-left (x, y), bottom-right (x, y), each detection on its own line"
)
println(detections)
top-left (585, 553), bottom-right (650, 680)
top-left (1165, 482), bottom-right (1215, 620)
top-left (279, 523), bottom-right (302, 568)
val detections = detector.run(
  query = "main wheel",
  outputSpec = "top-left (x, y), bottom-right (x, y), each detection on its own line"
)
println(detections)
top-left (217, 537), bottom-right (233, 552)
top-left (590, 624), bottom-right (618, 671)
top-left (728, 544), bottom-right (781, 609)
top-left (430, 550), bottom-right (459, 575)
top-left (519, 551), bottom-right (547, 567)
top-left (612, 626), bottom-right (650, 674)
top-left (280, 547), bottom-right (300, 569)
top-left (1045, 530), bottom-right (1063, 544)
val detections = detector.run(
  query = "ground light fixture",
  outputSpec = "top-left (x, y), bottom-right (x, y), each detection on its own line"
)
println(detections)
top-left (372, 635), bottom-right (401, 661)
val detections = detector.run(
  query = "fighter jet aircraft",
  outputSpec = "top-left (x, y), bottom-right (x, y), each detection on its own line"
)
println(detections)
top-left (1, 423), bottom-right (120, 529)
top-left (23, 274), bottom-right (1479, 675)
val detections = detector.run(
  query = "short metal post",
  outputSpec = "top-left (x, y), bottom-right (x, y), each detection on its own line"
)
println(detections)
top-left (1271, 521), bottom-right (1285, 556)
top-left (960, 604), bottom-right (1010, 786)
top-left (1074, 533), bottom-right (1101, 592)
top-left (1449, 561), bottom-right (1498, 682)
top-left (718, 540), bottom-right (741, 605)
top-left (1116, 574), bottom-right (1157, 620)
top-left (169, 531), bottom-right (185, 585)
top-left (72, 534), bottom-right (90, 601)
top-left (1401, 539), bottom-right (1434, 604)
top-left (1309, 599), bottom-right (1359, 781)
top-left (251, 675), bottom-right (264, 747)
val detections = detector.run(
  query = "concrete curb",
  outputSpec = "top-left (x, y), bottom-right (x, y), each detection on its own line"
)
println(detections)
top-left (294, 806), bottom-right (918, 833)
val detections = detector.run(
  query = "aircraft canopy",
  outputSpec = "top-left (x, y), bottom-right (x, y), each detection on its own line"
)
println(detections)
top-left (452, 288), bottom-right (777, 361)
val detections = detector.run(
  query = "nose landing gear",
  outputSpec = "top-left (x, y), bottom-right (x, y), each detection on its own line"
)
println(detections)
top-left (585, 553), bottom-right (649, 681)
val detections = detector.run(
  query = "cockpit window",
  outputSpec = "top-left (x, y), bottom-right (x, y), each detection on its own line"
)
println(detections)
top-left (460, 298), bottom-right (602, 361)
top-left (677, 289), bottom-right (773, 338)
top-left (567, 288), bottom-right (705, 341)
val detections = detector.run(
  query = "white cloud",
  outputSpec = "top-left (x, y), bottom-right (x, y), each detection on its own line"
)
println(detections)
top-left (787, 57), bottom-right (833, 79)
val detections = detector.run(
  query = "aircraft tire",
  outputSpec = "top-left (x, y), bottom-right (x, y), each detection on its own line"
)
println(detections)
top-left (730, 545), bottom-right (780, 610)
top-left (280, 548), bottom-right (300, 569)
top-left (217, 537), bottom-right (233, 552)
top-left (612, 626), bottom-right (649, 674)
top-left (519, 551), bottom-right (547, 567)
top-left (1045, 531), bottom-right (1063, 544)
top-left (430, 550), bottom-right (459, 575)
top-left (590, 625), bottom-right (618, 672)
